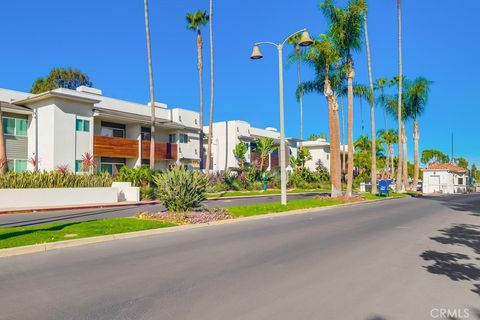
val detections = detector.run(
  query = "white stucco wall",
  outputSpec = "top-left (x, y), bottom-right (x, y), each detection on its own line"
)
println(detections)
top-left (423, 170), bottom-right (467, 194)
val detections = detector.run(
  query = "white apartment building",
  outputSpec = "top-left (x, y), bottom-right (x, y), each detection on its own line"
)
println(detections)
top-left (0, 86), bottom-right (201, 174)
top-left (302, 137), bottom-right (347, 173)
top-left (422, 162), bottom-right (468, 194)
top-left (203, 120), bottom-right (298, 172)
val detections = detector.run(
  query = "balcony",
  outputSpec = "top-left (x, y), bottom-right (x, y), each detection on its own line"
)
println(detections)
top-left (94, 136), bottom-right (139, 158)
top-left (141, 141), bottom-right (177, 161)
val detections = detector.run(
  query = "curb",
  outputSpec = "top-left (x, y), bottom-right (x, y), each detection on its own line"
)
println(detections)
top-left (0, 196), bottom-right (409, 259)
top-left (0, 201), bottom-right (160, 215)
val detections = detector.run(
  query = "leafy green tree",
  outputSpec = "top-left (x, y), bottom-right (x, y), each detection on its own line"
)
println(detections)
top-left (455, 157), bottom-right (468, 170)
top-left (232, 142), bottom-right (248, 169)
top-left (421, 149), bottom-right (449, 164)
top-left (30, 68), bottom-right (92, 94)
top-left (254, 138), bottom-right (277, 171)
top-left (290, 147), bottom-right (312, 168)
top-left (320, 0), bottom-right (367, 196)
top-left (377, 129), bottom-right (398, 178)
top-left (186, 10), bottom-right (209, 169)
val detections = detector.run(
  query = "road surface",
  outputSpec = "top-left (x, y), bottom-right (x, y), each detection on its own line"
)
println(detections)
top-left (0, 193), bottom-right (324, 227)
top-left (1, 194), bottom-right (479, 319)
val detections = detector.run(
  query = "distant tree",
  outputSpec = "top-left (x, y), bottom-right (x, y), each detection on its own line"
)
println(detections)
top-left (254, 138), bottom-right (277, 171)
top-left (307, 133), bottom-right (327, 141)
top-left (315, 159), bottom-right (330, 181)
top-left (470, 164), bottom-right (477, 179)
top-left (233, 142), bottom-right (248, 169)
top-left (455, 157), bottom-right (468, 170)
top-left (30, 68), bottom-right (92, 93)
top-left (290, 147), bottom-right (312, 169)
top-left (421, 149), bottom-right (449, 164)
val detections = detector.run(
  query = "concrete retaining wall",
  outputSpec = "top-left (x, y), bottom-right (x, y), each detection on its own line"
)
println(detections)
top-left (0, 187), bottom-right (118, 210)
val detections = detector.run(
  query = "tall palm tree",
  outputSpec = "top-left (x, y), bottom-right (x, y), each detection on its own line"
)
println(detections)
top-left (405, 77), bottom-right (432, 189)
top-left (205, 0), bottom-right (215, 174)
top-left (287, 34), bottom-right (305, 148)
top-left (186, 10), bottom-right (209, 169)
top-left (0, 103), bottom-right (6, 174)
top-left (363, 6), bottom-right (377, 194)
top-left (377, 128), bottom-right (398, 178)
top-left (396, 0), bottom-right (404, 192)
top-left (300, 35), bottom-right (343, 197)
top-left (143, 0), bottom-right (156, 170)
top-left (320, 0), bottom-right (367, 197)
top-left (374, 77), bottom-right (390, 130)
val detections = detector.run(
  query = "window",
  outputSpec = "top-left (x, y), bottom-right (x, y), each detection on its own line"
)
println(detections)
top-left (3, 117), bottom-right (27, 136)
top-left (76, 119), bottom-right (90, 132)
top-left (75, 160), bottom-right (86, 173)
top-left (458, 177), bottom-right (464, 185)
top-left (141, 127), bottom-right (151, 141)
top-left (7, 159), bottom-right (27, 173)
top-left (169, 134), bottom-right (177, 144)
top-left (179, 134), bottom-right (189, 143)
top-left (100, 122), bottom-right (125, 138)
top-left (100, 157), bottom-right (125, 175)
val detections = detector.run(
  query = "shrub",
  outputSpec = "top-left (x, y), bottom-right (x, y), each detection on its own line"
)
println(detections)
top-left (153, 166), bottom-right (208, 212)
top-left (0, 171), bottom-right (112, 189)
top-left (118, 165), bottom-right (154, 187)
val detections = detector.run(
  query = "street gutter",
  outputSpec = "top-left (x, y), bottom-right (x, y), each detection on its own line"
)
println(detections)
top-left (0, 196), bottom-right (409, 259)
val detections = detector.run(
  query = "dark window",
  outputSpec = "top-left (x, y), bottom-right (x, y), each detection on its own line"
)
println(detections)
top-left (141, 127), bottom-right (151, 141)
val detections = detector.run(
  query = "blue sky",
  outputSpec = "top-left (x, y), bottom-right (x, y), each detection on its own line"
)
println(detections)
top-left (0, 1), bottom-right (478, 166)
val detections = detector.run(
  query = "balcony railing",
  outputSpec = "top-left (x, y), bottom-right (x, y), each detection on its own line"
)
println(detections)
top-left (141, 141), bottom-right (178, 161)
top-left (93, 136), bottom-right (139, 158)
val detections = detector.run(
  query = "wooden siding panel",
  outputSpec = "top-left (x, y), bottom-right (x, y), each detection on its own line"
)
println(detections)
top-left (94, 136), bottom-right (138, 158)
top-left (141, 141), bottom-right (177, 161)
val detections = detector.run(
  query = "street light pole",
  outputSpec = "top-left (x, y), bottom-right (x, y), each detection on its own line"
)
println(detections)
top-left (277, 44), bottom-right (287, 205)
top-left (250, 28), bottom-right (313, 206)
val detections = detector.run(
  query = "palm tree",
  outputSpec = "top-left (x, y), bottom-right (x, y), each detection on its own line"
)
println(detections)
top-left (405, 77), bottom-right (432, 189)
top-left (377, 128), bottom-right (398, 178)
top-left (320, 0), bottom-right (367, 197)
top-left (374, 77), bottom-right (391, 130)
top-left (299, 35), bottom-right (343, 197)
top-left (287, 34), bottom-right (305, 148)
top-left (186, 10), bottom-right (209, 170)
top-left (143, 0), bottom-right (156, 170)
top-left (254, 137), bottom-right (278, 170)
top-left (363, 6), bottom-right (377, 194)
top-left (205, 0), bottom-right (215, 174)
top-left (396, 0), bottom-right (404, 192)
top-left (0, 103), bottom-right (6, 174)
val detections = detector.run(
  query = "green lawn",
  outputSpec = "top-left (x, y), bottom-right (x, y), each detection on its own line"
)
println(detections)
top-left (206, 188), bottom-right (330, 199)
top-left (0, 218), bottom-right (176, 249)
top-left (227, 198), bottom-right (344, 217)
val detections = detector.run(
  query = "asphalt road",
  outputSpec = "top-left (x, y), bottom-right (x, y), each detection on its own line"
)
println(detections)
top-left (1, 194), bottom-right (480, 320)
top-left (0, 193), bottom-right (324, 227)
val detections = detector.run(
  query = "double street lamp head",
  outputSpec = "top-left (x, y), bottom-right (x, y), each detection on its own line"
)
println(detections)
top-left (250, 29), bottom-right (313, 60)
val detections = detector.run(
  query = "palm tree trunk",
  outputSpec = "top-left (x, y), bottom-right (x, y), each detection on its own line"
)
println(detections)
top-left (296, 44), bottom-right (303, 149)
top-left (0, 104), bottom-right (7, 174)
top-left (382, 87), bottom-right (388, 131)
top-left (324, 75), bottom-right (342, 198)
top-left (144, 0), bottom-right (156, 170)
top-left (364, 13), bottom-right (377, 194)
top-left (341, 97), bottom-right (346, 176)
top-left (402, 125), bottom-right (408, 189)
top-left (390, 144), bottom-right (395, 179)
top-left (413, 118), bottom-right (419, 189)
top-left (346, 58), bottom-right (355, 197)
top-left (197, 29), bottom-right (205, 169)
top-left (396, 0), bottom-right (404, 192)
top-left (205, 0), bottom-right (214, 174)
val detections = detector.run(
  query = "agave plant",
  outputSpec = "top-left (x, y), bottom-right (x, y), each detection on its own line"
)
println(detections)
top-left (153, 166), bottom-right (208, 212)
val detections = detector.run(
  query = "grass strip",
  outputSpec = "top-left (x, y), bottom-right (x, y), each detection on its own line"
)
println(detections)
top-left (206, 188), bottom-right (330, 199)
top-left (360, 192), bottom-right (408, 200)
top-left (0, 218), bottom-right (176, 249)
top-left (227, 198), bottom-right (344, 217)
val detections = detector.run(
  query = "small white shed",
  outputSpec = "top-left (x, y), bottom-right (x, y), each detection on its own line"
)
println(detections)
top-left (422, 163), bottom-right (468, 194)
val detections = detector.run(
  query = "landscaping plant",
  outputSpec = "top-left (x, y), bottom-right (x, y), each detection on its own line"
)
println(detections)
top-left (0, 171), bottom-right (112, 189)
top-left (153, 166), bottom-right (208, 212)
